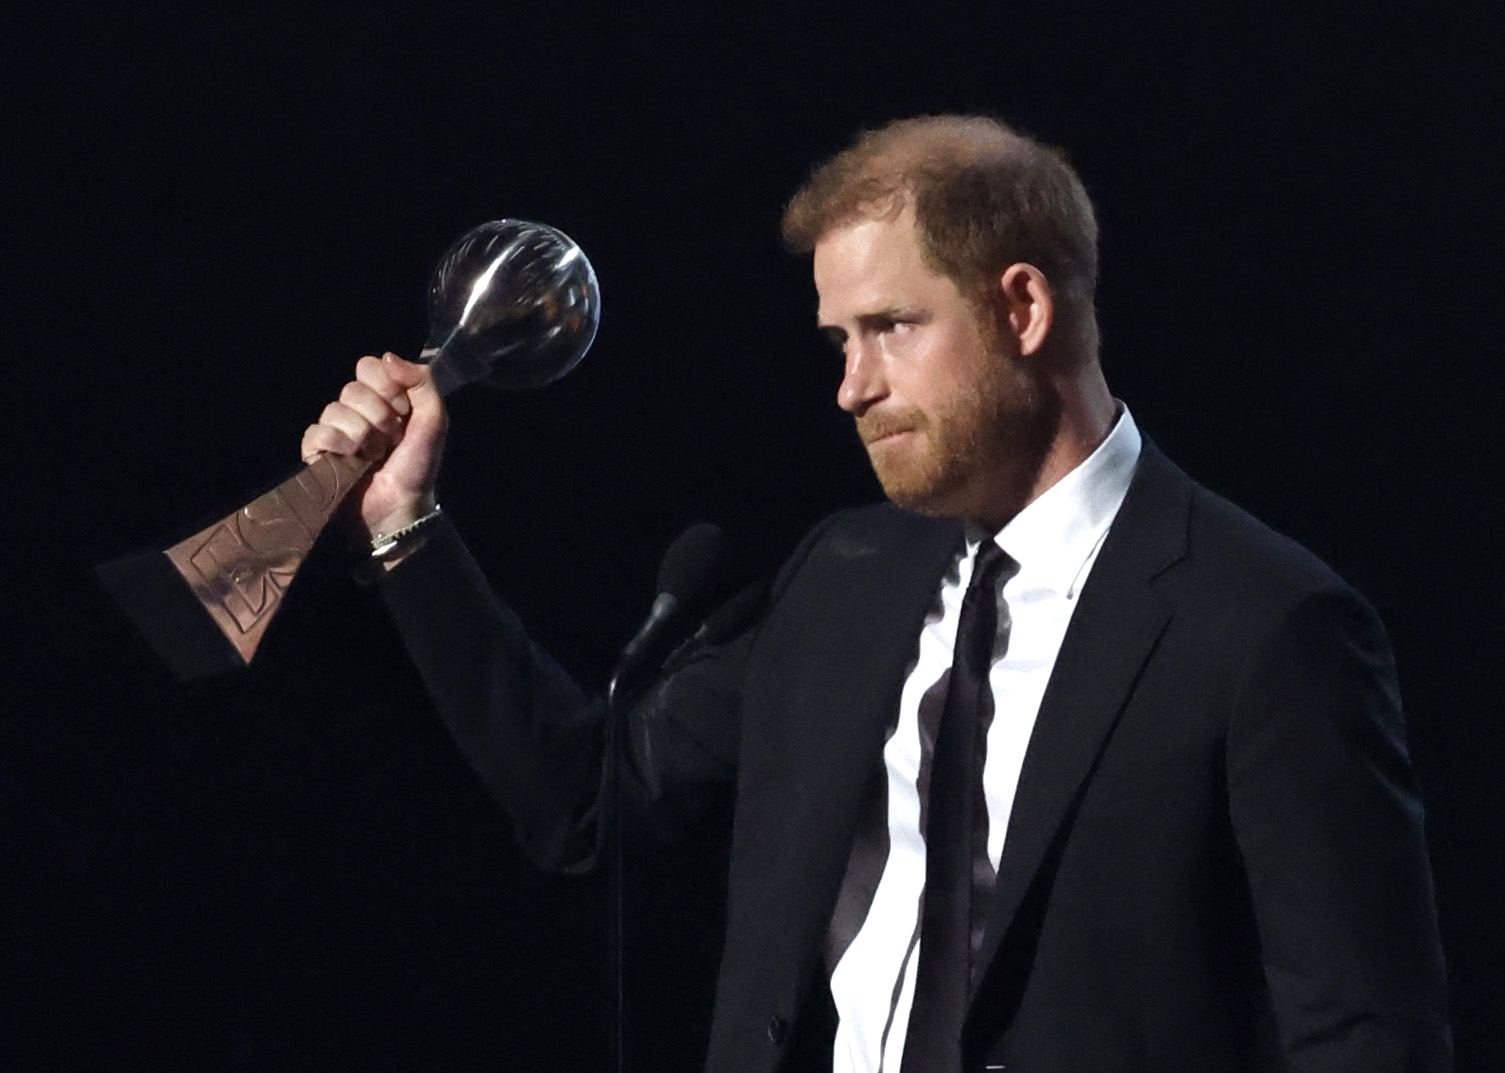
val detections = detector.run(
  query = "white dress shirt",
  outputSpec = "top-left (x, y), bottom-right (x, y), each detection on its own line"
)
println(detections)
top-left (828, 408), bottom-right (1143, 1072)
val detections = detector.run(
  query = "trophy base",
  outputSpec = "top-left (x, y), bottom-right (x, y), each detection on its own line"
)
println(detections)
top-left (98, 452), bottom-right (371, 681)
top-left (97, 550), bottom-right (248, 681)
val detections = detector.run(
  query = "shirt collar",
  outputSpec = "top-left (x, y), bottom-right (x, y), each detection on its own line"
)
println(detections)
top-left (967, 405), bottom-right (1142, 598)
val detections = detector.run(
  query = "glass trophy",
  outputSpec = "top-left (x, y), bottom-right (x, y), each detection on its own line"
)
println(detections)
top-left (99, 220), bottom-right (602, 679)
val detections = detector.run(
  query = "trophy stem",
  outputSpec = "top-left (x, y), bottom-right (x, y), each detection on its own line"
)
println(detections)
top-left (101, 452), bottom-right (372, 679)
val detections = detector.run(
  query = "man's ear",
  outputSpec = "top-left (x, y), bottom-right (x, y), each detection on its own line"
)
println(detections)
top-left (999, 263), bottom-right (1054, 357)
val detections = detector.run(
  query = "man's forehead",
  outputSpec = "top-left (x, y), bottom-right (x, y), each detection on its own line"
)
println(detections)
top-left (816, 212), bottom-right (917, 278)
top-left (813, 209), bottom-right (941, 319)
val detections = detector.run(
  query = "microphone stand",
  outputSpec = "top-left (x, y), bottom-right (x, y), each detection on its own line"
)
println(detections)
top-left (604, 620), bottom-right (683, 1073)
top-left (604, 666), bottom-right (633, 1073)
top-left (600, 521), bottom-right (724, 1073)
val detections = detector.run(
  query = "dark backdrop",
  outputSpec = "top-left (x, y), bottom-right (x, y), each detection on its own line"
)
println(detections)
top-left (5, 2), bottom-right (1500, 1070)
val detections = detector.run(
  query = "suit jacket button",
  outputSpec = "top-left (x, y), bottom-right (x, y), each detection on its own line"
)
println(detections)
top-left (766, 1016), bottom-right (788, 1045)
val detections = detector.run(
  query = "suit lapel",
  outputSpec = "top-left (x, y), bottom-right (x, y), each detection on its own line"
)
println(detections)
top-left (713, 506), bottom-right (961, 1057)
top-left (973, 443), bottom-right (1192, 978)
top-left (735, 506), bottom-right (962, 913)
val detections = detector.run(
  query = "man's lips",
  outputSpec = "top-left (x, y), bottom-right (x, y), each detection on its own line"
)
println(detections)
top-left (859, 418), bottom-right (918, 447)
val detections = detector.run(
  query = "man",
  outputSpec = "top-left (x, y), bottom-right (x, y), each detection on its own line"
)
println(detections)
top-left (303, 116), bottom-right (1450, 1071)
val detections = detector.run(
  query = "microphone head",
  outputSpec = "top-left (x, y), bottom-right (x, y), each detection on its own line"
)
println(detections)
top-left (611, 522), bottom-right (728, 699)
top-left (657, 522), bottom-right (725, 602)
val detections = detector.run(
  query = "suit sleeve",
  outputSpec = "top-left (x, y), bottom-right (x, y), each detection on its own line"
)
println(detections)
top-left (1226, 584), bottom-right (1451, 1071)
top-left (376, 516), bottom-right (772, 872)
top-left (377, 518), bottom-right (608, 872)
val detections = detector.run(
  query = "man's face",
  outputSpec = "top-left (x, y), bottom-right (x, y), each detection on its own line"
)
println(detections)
top-left (814, 208), bottom-right (1046, 523)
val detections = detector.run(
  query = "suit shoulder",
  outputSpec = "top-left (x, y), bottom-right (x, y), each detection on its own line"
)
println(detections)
top-left (1186, 481), bottom-right (1352, 596)
top-left (772, 502), bottom-right (958, 599)
top-left (791, 501), bottom-right (951, 557)
top-left (1130, 445), bottom-right (1377, 624)
top-left (1164, 476), bottom-right (1389, 648)
top-left (823, 500), bottom-right (949, 539)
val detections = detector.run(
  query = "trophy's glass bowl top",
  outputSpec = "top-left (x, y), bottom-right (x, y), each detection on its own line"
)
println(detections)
top-left (421, 219), bottom-right (601, 394)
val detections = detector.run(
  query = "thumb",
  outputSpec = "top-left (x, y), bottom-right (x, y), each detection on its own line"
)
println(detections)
top-left (380, 350), bottom-right (431, 390)
top-left (381, 351), bottom-right (445, 432)
top-left (376, 352), bottom-right (448, 488)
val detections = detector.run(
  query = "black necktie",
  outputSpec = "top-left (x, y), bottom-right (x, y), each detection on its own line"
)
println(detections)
top-left (901, 540), bottom-right (1013, 1072)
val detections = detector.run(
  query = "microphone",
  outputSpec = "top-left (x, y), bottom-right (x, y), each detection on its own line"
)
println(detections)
top-left (609, 522), bottom-right (725, 698)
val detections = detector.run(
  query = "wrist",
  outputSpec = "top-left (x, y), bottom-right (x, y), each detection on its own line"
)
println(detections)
top-left (354, 501), bottom-right (444, 582)
top-left (364, 491), bottom-right (438, 544)
top-left (370, 502), bottom-right (444, 559)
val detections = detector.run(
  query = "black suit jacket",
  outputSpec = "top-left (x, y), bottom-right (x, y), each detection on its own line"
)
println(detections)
top-left (381, 441), bottom-right (1450, 1072)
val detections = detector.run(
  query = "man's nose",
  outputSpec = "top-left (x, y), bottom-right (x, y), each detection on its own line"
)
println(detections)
top-left (837, 343), bottom-right (886, 415)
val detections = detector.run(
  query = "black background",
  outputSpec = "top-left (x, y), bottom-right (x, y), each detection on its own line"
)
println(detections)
top-left (5, 2), bottom-right (1500, 1069)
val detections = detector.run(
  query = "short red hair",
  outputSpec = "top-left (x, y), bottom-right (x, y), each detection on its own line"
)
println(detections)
top-left (781, 115), bottom-right (1099, 320)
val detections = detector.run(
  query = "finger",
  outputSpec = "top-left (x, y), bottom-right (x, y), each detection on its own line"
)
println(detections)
top-left (301, 422), bottom-right (360, 461)
top-left (338, 380), bottom-right (406, 442)
top-left (354, 353), bottom-right (412, 417)
top-left (315, 400), bottom-right (378, 454)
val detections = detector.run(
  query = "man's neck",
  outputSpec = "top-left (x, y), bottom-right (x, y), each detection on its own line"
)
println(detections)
top-left (972, 369), bottom-right (1117, 532)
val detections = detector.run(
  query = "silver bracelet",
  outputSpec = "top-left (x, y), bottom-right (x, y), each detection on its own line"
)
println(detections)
top-left (369, 504), bottom-right (443, 559)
